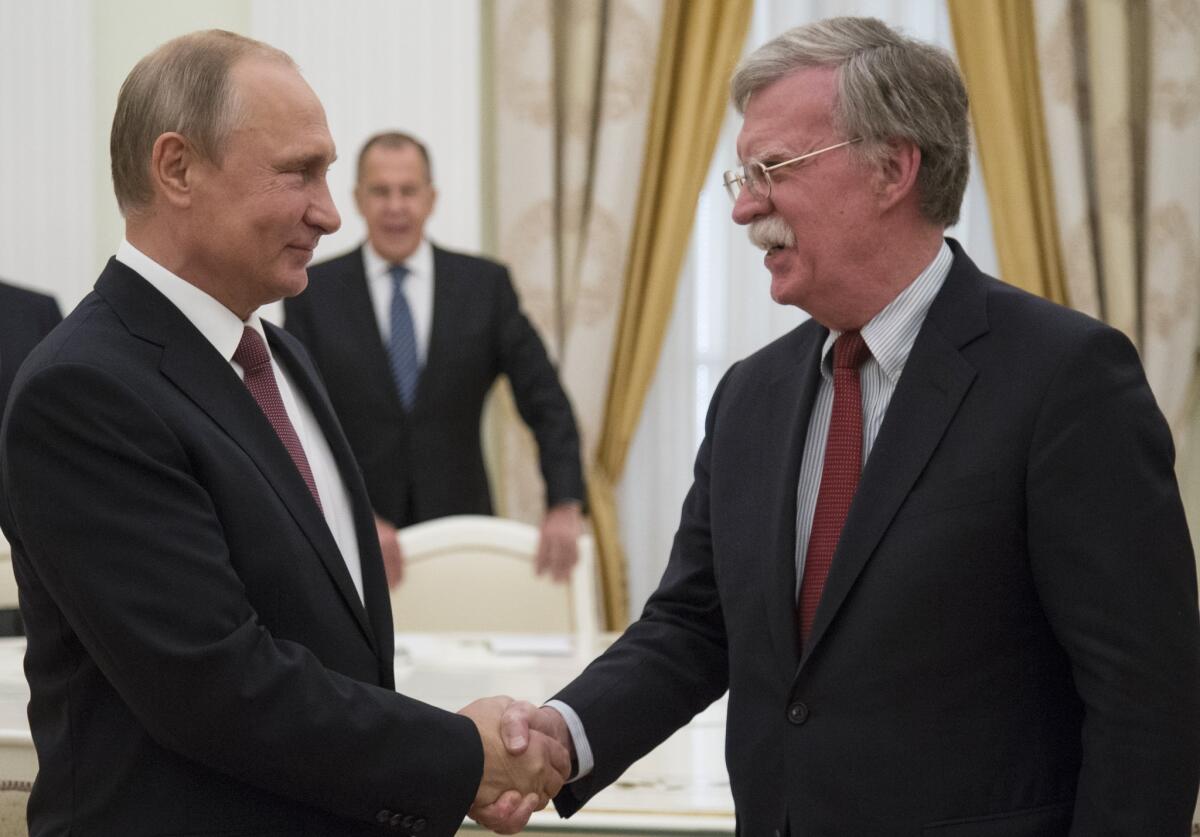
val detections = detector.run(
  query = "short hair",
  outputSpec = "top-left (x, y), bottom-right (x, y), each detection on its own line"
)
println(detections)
top-left (356, 132), bottom-right (433, 184)
top-left (110, 29), bottom-right (295, 216)
top-left (730, 17), bottom-right (970, 227)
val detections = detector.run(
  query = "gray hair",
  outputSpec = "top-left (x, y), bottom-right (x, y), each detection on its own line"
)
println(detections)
top-left (110, 29), bottom-right (295, 216)
top-left (730, 17), bottom-right (970, 227)
top-left (356, 131), bottom-right (434, 184)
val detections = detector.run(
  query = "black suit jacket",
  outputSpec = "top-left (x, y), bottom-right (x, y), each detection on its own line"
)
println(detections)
top-left (0, 280), bottom-right (61, 419)
top-left (552, 241), bottom-right (1200, 836)
top-left (283, 245), bottom-right (584, 527)
top-left (0, 259), bottom-right (482, 836)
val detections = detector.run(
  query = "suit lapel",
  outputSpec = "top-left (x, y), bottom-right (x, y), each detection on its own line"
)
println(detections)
top-left (418, 246), bottom-right (458, 414)
top-left (266, 325), bottom-right (386, 654)
top-left (798, 244), bottom-right (991, 664)
top-left (342, 250), bottom-right (404, 416)
top-left (96, 261), bottom-right (379, 651)
top-left (761, 323), bottom-right (827, 677)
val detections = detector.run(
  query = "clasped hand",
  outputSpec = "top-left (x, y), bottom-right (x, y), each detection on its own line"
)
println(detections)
top-left (458, 697), bottom-right (571, 834)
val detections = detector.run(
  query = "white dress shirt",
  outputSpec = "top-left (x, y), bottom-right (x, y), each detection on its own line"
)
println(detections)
top-left (115, 240), bottom-right (366, 603)
top-left (363, 238), bottom-right (435, 365)
top-left (793, 241), bottom-right (952, 592)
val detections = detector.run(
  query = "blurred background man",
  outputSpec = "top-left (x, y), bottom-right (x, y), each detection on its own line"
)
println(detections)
top-left (0, 279), bottom-right (61, 635)
top-left (285, 132), bottom-right (586, 587)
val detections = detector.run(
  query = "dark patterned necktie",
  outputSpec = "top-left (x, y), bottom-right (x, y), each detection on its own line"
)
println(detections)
top-left (798, 330), bottom-right (871, 646)
top-left (233, 327), bottom-right (322, 511)
top-left (387, 264), bottom-right (420, 410)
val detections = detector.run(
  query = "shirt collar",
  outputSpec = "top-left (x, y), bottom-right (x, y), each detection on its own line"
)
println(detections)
top-left (820, 240), bottom-right (953, 383)
top-left (115, 239), bottom-right (264, 362)
top-left (363, 237), bottom-right (433, 281)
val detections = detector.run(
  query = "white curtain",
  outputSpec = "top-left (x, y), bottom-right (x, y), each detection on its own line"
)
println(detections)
top-left (619, 0), bottom-right (1000, 617)
top-left (0, 0), bottom-right (483, 322)
top-left (0, 0), bottom-right (95, 310)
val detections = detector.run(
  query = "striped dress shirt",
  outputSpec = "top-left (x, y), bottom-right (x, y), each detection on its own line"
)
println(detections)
top-left (794, 241), bottom-right (953, 596)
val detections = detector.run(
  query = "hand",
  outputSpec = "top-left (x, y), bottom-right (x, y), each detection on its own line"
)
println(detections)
top-left (471, 700), bottom-right (574, 834)
top-left (459, 696), bottom-right (570, 833)
top-left (374, 515), bottom-right (404, 588)
top-left (499, 700), bottom-right (571, 757)
top-left (535, 502), bottom-right (582, 582)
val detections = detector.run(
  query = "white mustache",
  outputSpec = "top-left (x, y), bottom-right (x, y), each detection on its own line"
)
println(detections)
top-left (747, 216), bottom-right (796, 251)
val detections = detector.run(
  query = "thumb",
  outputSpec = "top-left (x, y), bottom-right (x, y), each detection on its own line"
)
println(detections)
top-left (499, 701), bottom-right (537, 754)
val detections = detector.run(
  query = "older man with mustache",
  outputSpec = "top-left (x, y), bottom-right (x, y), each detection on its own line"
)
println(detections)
top-left (483, 15), bottom-right (1200, 837)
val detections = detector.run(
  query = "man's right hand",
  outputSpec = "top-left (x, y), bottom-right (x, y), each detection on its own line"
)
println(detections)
top-left (458, 697), bottom-right (570, 834)
top-left (469, 700), bottom-right (575, 833)
top-left (498, 700), bottom-right (572, 758)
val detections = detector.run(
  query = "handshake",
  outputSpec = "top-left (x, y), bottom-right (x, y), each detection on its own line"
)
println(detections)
top-left (458, 696), bottom-right (573, 835)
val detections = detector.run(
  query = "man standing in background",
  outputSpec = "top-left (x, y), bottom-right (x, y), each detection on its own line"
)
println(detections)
top-left (0, 29), bottom-right (566, 835)
top-left (0, 280), bottom-right (61, 636)
top-left (285, 132), bottom-right (586, 587)
top-left (0, 280), bottom-right (61, 417)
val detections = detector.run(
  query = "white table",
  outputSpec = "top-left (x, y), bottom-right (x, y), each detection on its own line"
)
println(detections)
top-left (0, 634), bottom-right (735, 834)
top-left (393, 634), bottom-right (733, 834)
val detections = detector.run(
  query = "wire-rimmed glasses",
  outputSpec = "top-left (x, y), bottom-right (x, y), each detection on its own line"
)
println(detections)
top-left (723, 137), bottom-right (863, 202)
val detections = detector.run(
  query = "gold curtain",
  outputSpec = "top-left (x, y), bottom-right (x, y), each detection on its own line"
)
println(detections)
top-left (588, 0), bottom-right (753, 628)
top-left (947, 0), bottom-right (1067, 304)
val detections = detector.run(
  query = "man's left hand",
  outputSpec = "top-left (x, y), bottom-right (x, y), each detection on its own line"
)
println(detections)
top-left (374, 515), bottom-right (405, 589)
top-left (534, 503), bottom-right (583, 583)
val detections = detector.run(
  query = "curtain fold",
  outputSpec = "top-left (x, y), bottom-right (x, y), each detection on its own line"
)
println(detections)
top-left (588, 0), bottom-right (753, 627)
top-left (486, 1), bottom-right (665, 626)
top-left (947, 0), bottom-right (1067, 304)
top-left (1029, 0), bottom-right (1199, 439)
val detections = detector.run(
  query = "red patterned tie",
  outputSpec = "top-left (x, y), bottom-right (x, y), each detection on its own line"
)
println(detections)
top-left (233, 327), bottom-right (323, 511)
top-left (798, 330), bottom-right (870, 646)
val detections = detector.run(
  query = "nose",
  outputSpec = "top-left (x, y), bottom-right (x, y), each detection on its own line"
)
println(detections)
top-left (730, 186), bottom-right (770, 226)
top-left (384, 189), bottom-right (407, 214)
top-left (308, 178), bottom-right (341, 235)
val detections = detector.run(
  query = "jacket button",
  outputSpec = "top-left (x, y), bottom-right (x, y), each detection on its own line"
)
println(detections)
top-left (787, 701), bottom-right (809, 725)
top-left (376, 809), bottom-right (392, 824)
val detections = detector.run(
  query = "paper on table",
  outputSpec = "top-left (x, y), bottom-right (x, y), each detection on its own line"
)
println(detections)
top-left (486, 635), bottom-right (574, 656)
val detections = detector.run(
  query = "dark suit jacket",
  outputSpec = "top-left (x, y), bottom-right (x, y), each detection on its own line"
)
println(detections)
top-left (0, 280), bottom-right (61, 419)
top-left (283, 245), bottom-right (584, 527)
top-left (0, 259), bottom-right (482, 836)
top-left (552, 241), bottom-right (1200, 836)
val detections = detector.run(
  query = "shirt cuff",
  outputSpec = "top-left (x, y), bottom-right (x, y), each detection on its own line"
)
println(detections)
top-left (544, 699), bottom-right (594, 781)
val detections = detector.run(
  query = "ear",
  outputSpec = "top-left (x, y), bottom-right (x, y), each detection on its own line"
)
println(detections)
top-left (149, 132), bottom-right (197, 209)
top-left (874, 138), bottom-right (921, 213)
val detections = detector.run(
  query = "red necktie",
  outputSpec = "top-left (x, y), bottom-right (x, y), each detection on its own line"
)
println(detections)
top-left (798, 330), bottom-right (870, 646)
top-left (233, 327), bottom-right (323, 511)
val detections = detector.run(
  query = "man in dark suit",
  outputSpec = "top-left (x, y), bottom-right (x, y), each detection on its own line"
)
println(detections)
top-left (487, 17), bottom-right (1200, 836)
top-left (0, 29), bottom-right (565, 836)
top-left (0, 281), bottom-right (60, 635)
top-left (284, 132), bottom-right (585, 587)
top-left (0, 281), bottom-right (61, 416)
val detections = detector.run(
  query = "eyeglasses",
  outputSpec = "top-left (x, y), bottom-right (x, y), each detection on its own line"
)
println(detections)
top-left (723, 137), bottom-right (863, 202)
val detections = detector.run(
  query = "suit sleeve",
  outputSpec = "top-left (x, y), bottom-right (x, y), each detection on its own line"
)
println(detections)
top-left (494, 269), bottom-right (586, 507)
top-left (2, 361), bottom-right (482, 833)
top-left (1025, 326), bottom-right (1200, 835)
top-left (549, 366), bottom-right (735, 816)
